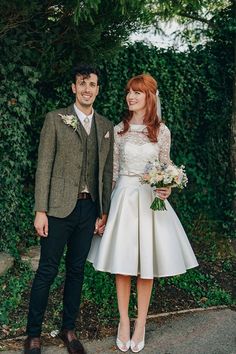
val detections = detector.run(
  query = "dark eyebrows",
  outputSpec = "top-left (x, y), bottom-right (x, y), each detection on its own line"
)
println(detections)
top-left (76, 78), bottom-right (98, 86)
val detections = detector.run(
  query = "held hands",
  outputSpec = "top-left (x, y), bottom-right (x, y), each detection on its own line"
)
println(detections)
top-left (34, 211), bottom-right (48, 237)
top-left (155, 187), bottom-right (171, 200)
top-left (94, 214), bottom-right (108, 236)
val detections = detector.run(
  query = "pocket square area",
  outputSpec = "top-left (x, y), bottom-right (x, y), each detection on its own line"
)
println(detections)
top-left (104, 131), bottom-right (110, 138)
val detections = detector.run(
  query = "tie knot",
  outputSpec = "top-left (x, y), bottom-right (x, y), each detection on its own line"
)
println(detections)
top-left (83, 116), bottom-right (90, 134)
top-left (84, 116), bottom-right (90, 124)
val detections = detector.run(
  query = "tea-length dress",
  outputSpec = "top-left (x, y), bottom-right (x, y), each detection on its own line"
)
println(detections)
top-left (87, 122), bottom-right (198, 278)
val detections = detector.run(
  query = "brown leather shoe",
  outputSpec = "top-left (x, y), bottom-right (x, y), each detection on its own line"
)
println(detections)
top-left (24, 336), bottom-right (41, 354)
top-left (59, 329), bottom-right (86, 354)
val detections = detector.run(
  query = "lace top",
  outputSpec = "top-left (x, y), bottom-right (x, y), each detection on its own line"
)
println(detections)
top-left (113, 122), bottom-right (171, 181)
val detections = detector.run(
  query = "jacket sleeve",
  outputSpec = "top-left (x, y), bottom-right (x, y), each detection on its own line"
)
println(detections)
top-left (34, 112), bottom-right (56, 212)
top-left (102, 122), bottom-right (114, 214)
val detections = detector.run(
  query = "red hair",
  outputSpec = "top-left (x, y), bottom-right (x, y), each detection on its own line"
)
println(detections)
top-left (119, 74), bottom-right (161, 142)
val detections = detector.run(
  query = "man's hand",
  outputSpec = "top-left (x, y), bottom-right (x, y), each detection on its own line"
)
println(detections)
top-left (34, 211), bottom-right (48, 237)
top-left (155, 187), bottom-right (171, 200)
top-left (94, 214), bottom-right (108, 236)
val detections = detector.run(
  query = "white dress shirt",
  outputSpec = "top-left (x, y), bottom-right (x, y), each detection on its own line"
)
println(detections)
top-left (74, 104), bottom-right (94, 133)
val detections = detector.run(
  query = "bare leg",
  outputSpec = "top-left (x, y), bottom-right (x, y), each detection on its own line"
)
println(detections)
top-left (131, 277), bottom-right (153, 346)
top-left (116, 274), bottom-right (131, 343)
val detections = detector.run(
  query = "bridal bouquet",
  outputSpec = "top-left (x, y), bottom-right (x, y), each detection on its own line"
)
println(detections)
top-left (140, 160), bottom-right (188, 211)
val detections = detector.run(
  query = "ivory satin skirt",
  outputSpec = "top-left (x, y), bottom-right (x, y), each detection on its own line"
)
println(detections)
top-left (87, 175), bottom-right (198, 279)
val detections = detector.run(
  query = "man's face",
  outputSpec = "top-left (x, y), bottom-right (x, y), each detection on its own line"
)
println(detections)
top-left (72, 74), bottom-right (99, 109)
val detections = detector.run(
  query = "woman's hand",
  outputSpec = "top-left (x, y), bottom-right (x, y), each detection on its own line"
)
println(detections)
top-left (94, 214), bottom-right (108, 236)
top-left (155, 187), bottom-right (171, 200)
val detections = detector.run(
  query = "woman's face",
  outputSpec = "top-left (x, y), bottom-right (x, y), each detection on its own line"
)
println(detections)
top-left (126, 88), bottom-right (146, 113)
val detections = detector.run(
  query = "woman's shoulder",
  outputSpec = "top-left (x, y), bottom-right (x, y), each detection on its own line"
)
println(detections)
top-left (114, 121), bottom-right (124, 133)
top-left (157, 122), bottom-right (171, 142)
top-left (159, 122), bottom-right (171, 136)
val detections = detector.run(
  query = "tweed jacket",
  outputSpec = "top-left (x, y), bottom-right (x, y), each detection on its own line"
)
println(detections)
top-left (34, 104), bottom-right (114, 218)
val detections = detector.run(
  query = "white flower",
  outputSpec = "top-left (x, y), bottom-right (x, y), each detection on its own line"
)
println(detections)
top-left (59, 114), bottom-right (78, 130)
top-left (50, 329), bottom-right (59, 337)
top-left (166, 164), bottom-right (178, 177)
top-left (163, 175), bottom-right (173, 184)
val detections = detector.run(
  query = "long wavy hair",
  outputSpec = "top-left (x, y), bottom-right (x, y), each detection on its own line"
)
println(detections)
top-left (119, 74), bottom-right (161, 142)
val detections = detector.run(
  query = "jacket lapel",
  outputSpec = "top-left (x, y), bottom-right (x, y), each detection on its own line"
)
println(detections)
top-left (64, 106), bottom-right (107, 151)
top-left (65, 104), bottom-right (83, 140)
top-left (94, 111), bottom-right (105, 152)
top-left (65, 103), bottom-right (76, 116)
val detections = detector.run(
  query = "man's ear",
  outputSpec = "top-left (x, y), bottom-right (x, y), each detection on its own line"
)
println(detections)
top-left (71, 83), bottom-right (76, 94)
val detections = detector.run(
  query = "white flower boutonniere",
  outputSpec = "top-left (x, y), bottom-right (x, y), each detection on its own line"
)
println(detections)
top-left (59, 114), bottom-right (78, 130)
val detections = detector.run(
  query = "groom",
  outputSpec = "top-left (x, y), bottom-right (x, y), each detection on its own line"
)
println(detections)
top-left (24, 64), bottom-right (114, 354)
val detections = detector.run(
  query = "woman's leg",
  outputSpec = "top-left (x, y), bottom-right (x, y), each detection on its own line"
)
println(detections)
top-left (116, 274), bottom-right (131, 342)
top-left (132, 277), bottom-right (153, 344)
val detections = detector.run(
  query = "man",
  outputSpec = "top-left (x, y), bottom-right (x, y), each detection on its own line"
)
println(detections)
top-left (24, 64), bottom-right (114, 354)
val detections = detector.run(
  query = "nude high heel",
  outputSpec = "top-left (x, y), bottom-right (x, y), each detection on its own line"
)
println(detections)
top-left (116, 323), bottom-right (131, 352)
top-left (130, 323), bottom-right (145, 353)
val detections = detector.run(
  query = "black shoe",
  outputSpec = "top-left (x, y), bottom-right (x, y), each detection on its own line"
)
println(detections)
top-left (59, 329), bottom-right (86, 354)
top-left (24, 336), bottom-right (41, 354)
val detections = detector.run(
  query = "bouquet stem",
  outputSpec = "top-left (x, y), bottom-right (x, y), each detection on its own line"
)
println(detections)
top-left (150, 197), bottom-right (167, 211)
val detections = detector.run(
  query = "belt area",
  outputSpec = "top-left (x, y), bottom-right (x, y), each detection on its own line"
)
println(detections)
top-left (78, 192), bottom-right (92, 200)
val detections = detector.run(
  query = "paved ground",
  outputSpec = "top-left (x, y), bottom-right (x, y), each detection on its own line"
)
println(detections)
top-left (1, 308), bottom-right (235, 354)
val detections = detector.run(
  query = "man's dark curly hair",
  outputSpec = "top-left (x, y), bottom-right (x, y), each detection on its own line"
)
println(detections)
top-left (72, 64), bottom-right (100, 84)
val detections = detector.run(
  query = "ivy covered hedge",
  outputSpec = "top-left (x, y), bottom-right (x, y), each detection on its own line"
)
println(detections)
top-left (96, 42), bottom-right (234, 234)
top-left (0, 41), bottom-right (233, 256)
top-left (0, 40), bottom-right (235, 333)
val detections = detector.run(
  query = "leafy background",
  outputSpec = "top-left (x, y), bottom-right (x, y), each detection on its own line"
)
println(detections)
top-left (0, 0), bottom-right (235, 340)
top-left (1, 42), bottom-right (234, 255)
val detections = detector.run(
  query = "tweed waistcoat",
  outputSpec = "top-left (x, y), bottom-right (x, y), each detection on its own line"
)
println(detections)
top-left (78, 118), bottom-right (99, 201)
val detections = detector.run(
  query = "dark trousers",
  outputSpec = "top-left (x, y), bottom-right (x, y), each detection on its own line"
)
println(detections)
top-left (26, 199), bottom-right (97, 337)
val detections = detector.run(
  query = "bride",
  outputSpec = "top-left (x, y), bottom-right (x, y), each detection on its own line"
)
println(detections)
top-left (88, 74), bottom-right (198, 353)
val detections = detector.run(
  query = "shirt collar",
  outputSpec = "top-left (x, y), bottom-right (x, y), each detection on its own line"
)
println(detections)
top-left (74, 104), bottom-right (94, 123)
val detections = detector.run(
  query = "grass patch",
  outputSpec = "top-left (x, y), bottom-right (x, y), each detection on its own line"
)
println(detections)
top-left (0, 219), bottom-right (235, 340)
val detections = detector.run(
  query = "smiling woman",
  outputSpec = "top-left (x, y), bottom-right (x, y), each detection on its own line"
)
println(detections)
top-left (121, 74), bottom-right (161, 143)
top-left (126, 89), bottom-right (146, 116)
top-left (88, 73), bottom-right (198, 353)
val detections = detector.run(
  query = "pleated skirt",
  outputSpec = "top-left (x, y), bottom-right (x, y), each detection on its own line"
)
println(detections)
top-left (87, 175), bottom-right (198, 279)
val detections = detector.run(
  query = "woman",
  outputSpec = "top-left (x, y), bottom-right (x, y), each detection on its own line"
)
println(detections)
top-left (88, 74), bottom-right (198, 353)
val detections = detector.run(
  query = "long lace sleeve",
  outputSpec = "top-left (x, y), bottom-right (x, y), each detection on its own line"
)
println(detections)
top-left (113, 125), bottom-right (121, 182)
top-left (159, 124), bottom-right (171, 164)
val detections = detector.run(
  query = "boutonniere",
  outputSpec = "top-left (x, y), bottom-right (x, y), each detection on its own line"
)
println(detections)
top-left (104, 131), bottom-right (110, 138)
top-left (59, 114), bottom-right (78, 130)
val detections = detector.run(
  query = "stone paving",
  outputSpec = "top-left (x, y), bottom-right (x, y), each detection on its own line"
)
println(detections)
top-left (1, 308), bottom-right (235, 354)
